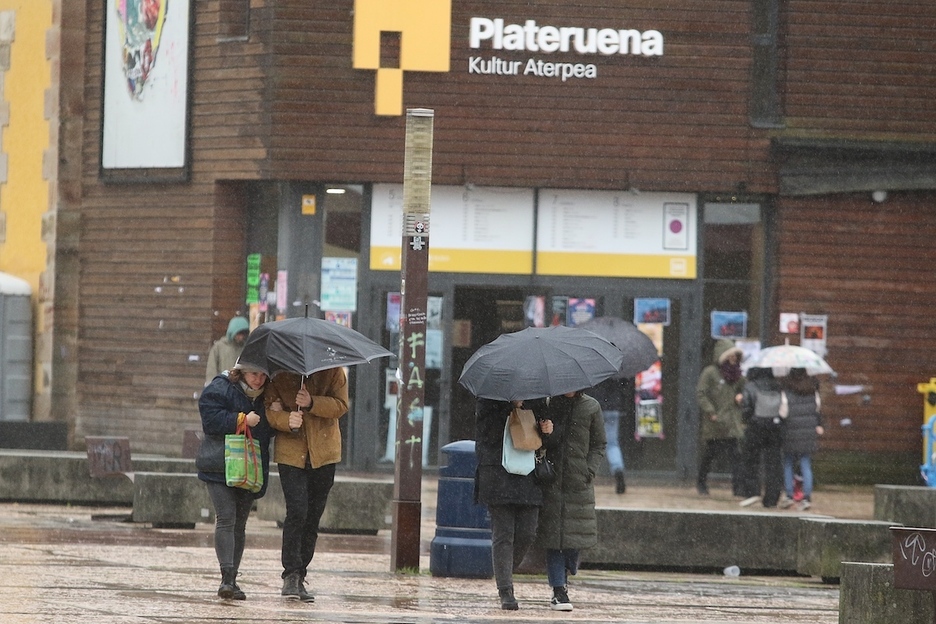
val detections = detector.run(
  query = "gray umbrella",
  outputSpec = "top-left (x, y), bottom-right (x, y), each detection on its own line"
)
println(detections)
top-left (237, 317), bottom-right (393, 377)
top-left (577, 316), bottom-right (660, 377)
top-left (458, 325), bottom-right (625, 401)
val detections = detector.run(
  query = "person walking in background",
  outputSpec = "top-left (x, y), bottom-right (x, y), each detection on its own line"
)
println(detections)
top-left (695, 339), bottom-right (746, 496)
top-left (588, 375), bottom-right (632, 494)
top-left (474, 397), bottom-right (552, 610)
top-left (205, 316), bottom-right (250, 384)
top-left (738, 367), bottom-right (784, 508)
top-left (196, 362), bottom-right (273, 600)
top-left (779, 368), bottom-right (824, 511)
top-left (265, 368), bottom-right (349, 602)
top-left (536, 390), bottom-right (606, 612)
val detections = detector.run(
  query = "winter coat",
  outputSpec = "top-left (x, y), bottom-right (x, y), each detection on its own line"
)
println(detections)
top-left (696, 339), bottom-right (745, 441)
top-left (782, 388), bottom-right (823, 456)
top-left (474, 398), bottom-right (547, 507)
top-left (265, 368), bottom-right (349, 469)
top-left (535, 394), bottom-right (606, 550)
top-left (196, 371), bottom-right (273, 498)
top-left (205, 316), bottom-right (249, 383)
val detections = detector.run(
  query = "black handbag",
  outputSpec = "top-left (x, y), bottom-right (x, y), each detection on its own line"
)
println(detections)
top-left (534, 449), bottom-right (557, 485)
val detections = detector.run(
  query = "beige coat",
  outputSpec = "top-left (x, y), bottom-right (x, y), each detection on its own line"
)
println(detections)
top-left (265, 368), bottom-right (349, 469)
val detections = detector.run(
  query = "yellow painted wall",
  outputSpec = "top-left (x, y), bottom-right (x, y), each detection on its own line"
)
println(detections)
top-left (0, 0), bottom-right (51, 293)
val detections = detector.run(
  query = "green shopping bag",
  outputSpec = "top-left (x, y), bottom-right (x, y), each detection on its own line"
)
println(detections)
top-left (225, 418), bottom-right (263, 493)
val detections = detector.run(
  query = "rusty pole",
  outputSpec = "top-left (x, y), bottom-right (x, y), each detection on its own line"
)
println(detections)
top-left (391, 108), bottom-right (434, 572)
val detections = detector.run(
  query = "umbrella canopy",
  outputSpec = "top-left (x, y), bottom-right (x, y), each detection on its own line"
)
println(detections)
top-left (458, 325), bottom-right (625, 401)
top-left (577, 316), bottom-right (660, 377)
top-left (746, 344), bottom-right (834, 376)
top-left (237, 317), bottom-right (394, 377)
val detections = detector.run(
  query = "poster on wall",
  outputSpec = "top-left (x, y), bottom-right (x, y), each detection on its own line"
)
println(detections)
top-left (524, 296), bottom-right (545, 327)
top-left (320, 258), bottom-right (358, 312)
top-left (635, 323), bottom-right (664, 440)
top-left (779, 313), bottom-right (800, 334)
top-left (634, 298), bottom-right (671, 326)
top-left (711, 311), bottom-right (748, 339)
top-left (101, 0), bottom-right (192, 176)
top-left (566, 298), bottom-right (596, 327)
top-left (800, 313), bottom-right (828, 357)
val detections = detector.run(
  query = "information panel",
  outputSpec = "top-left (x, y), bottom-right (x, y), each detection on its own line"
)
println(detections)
top-left (370, 184), bottom-right (535, 273)
top-left (536, 189), bottom-right (697, 279)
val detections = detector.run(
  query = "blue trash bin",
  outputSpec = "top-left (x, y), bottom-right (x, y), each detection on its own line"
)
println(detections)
top-left (429, 440), bottom-right (493, 578)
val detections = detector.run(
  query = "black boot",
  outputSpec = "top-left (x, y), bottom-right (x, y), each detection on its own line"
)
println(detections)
top-left (282, 571), bottom-right (314, 602)
top-left (218, 568), bottom-right (236, 600)
top-left (498, 586), bottom-right (519, 610)
top-left (230, 571), bottom-right (246, 600)
top-left (614, 470), bottom-right (627, 494)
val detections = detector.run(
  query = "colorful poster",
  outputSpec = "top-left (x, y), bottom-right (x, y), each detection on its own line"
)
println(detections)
top-left (635, 298), bottom-right (671, 326)
top-left (800, 313), bottom-right (828, 357)
top-left (550, 296), bottom-right (568, 327)
top-left (711, 311), bottom-right (748, 339)
top-left (779, 313), bottom-right (799, 334)
top-left (524, 296), bottom-right (545, 327)
top-left (635, 324), bottom-right (664, 440)
top-left (567, 298), bottom-right (596, 327)
top-left (386, 292), bottom-right (402, 332)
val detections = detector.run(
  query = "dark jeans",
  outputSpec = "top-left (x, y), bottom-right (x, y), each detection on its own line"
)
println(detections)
top-left (205, 480), bottom-right (254, 573)
top-left (739, 421), bottom-right (784, 506)
top-left (487, 504), bottom-right (539, 590)
top-left (697, 438), bottom-right (741, 494)
top-left (278, 462), bottom-right (336, 579)
top-left (546, 548), bottom-right (580, 588)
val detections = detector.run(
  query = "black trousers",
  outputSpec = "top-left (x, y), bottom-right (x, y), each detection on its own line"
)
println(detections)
top-left (697, 438), bottom-right (741, 494)
top-left (205, 480), bottom-right (254, 573)
top-left (739, 421), bottom-right (784, 506)
top-left (278, 462), bottom-right (336, 579)
top-left (487, 504), bottom-right (539, 590)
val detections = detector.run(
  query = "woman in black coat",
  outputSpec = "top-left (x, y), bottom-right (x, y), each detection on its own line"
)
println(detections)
top-left (474, 397), bottom-right (552, 610)
top-left (780, 368), bottom-right (824, 510)
top-left (196, 363), bottom-right (273, 600)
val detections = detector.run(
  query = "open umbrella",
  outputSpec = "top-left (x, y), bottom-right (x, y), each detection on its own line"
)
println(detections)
top-left (458, 325), bottom-right (625, 401)
top-left (746, 343), bottom-right (834, 376)
top-left (577, 316), bottom-right (660, 377)
top-left (237, 317), bottom-right (394, 377)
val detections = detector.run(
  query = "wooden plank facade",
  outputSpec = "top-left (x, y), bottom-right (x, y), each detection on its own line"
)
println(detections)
top-left (54, 0), bottom-right (936, 480)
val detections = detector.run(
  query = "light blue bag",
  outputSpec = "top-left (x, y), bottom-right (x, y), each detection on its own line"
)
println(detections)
top-left (501, 420), bottom-right (535, 476)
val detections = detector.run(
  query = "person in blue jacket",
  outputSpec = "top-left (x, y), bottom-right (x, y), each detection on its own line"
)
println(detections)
top-left (196, 362), bottom-right (273, 600)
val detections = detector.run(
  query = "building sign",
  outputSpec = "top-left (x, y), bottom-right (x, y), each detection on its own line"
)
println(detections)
top-left (352, 1), bottom-right (663, 115)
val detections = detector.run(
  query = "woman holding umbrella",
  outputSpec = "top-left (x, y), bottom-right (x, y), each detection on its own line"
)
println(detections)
top-left (196, 362), bottom-right (273, 600)
top-left (474, 397), bottom-right (552, 610)
top-left (535, 389), bottom-right (606, 612)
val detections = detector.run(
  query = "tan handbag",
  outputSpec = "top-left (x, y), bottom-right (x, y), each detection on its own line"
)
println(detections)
top-left (508, 407), bottom-right (542, 451)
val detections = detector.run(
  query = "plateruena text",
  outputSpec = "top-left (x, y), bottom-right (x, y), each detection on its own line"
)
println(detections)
top-left (470, 17), bottom-right (664, 57)
top-left (469, 56), bottom-right (597, 81)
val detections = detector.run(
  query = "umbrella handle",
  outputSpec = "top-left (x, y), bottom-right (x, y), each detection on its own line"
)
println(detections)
top-left (291, 375), bottom-right (306, 433)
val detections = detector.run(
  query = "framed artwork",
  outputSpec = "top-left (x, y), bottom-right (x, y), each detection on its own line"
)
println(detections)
top-left (100, 0), bottom-right (192, 181)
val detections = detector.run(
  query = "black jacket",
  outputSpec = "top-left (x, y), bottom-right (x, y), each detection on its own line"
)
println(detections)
top-left (473, 398), bottom-right (547, 507)
top-left (196, 372), bottom-right (273, 498)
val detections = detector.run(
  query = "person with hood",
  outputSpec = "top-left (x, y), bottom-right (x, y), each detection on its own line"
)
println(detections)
top-left (535, 390), bottom-right (606, 612)
top-left (779, 368), bottom-right (824, 511)
top-left (474, 397), bottom-right (552, 610)
top-left (196, 362), bottom-right (273, 600)
top-left (205, 316), bottom-right (250, 384)
top-left (265, 368), bottom-right (349, 603)
top-left (695, 339), bottom-right (746, 496)
top-left (738, 367), bottom-right (784, 507)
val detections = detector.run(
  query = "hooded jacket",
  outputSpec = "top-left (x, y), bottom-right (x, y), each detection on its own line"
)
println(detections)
top-left (535, 393), bottom-right (606, 551)
top-left (696, 339), bottom-right (746, 441)
top-left (205, 316), bottom-right (250, 383)
top-left (265, 368), bottom-right (349, 469)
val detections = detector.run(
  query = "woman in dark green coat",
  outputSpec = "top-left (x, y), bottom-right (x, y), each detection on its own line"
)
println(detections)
top-left (536, 390), bottom-right (606, 612)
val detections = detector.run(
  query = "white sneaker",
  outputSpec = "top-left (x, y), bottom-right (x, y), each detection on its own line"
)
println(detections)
top-left (779, 496), bottom-right (794, 509)
top-left (739, 496), bottom-right (760, 507)
top-left (798, 500), bottom-right (812, 511)
top-left (550, 586), bottom-right (573, 612)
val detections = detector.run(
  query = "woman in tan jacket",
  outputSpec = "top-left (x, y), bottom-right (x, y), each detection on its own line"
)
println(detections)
top-left (265, 367), bottom-right (349, 602)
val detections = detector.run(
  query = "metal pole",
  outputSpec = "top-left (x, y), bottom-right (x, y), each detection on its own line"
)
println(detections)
top-left (391, 108), bottom-right (434, 572)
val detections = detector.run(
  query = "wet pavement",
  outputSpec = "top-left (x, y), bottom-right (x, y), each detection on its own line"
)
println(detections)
top-left (0, 476), bottom-right (867, 623)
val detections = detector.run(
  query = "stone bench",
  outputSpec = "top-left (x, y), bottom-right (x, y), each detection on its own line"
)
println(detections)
top-left (256, 473), bottom-right (393, 535)
top-left (0, 449), bottom-right (196, 505)
top-left (839, 562), bottom-right (935, 623)
top-left (584, 508), bottom-right (804, 574)
top-left (131, 472), bottom-right (214, 528)
top-left (796, 517), bottom-right (898, 583)
top-left (874, 484), bottom-right (936, 528)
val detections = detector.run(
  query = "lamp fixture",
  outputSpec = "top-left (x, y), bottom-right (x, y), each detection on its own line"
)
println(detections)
top-left (871, 190), bottom-right (887, 203)
top-left (326, 187), bottom-right (346, 194)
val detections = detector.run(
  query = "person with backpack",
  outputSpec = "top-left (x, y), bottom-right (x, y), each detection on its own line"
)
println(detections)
top-left (779, 368), bottom-right (824, 511)
top-left (737, 367), bottom-right (784, 508)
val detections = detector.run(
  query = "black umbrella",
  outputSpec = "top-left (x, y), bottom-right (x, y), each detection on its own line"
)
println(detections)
top-left (458, 326), bottom-right (625, 401)
top-left (237, 317), bottom-right (394, 377)
top-left (577, 316), bottom-right (660, 377)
